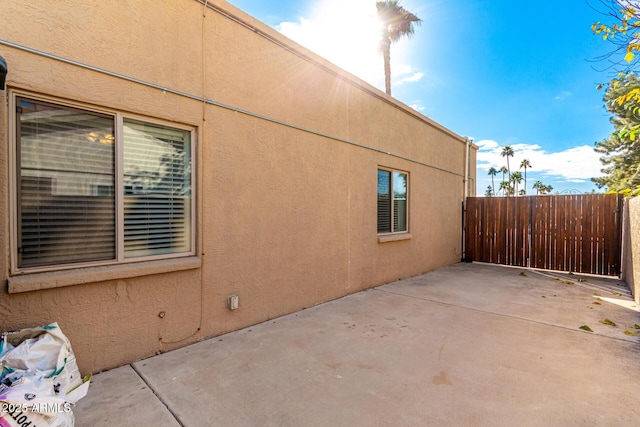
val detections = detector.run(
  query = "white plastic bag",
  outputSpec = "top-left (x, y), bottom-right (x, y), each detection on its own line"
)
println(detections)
top-left (0, 323), bottom-right (90, 427)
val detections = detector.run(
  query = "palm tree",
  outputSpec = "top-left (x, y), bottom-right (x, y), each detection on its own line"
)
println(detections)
top-left (488, 167), bottom-right (498, 195)
top-left (499, 180), bottom-right (512, 196)
top-left (533, 181), bottom-right (553, 195)
top-left (500, 145), bottom-right (514, 184)
top-left (376, 1), bottom-right (421, 96)
top-left (520, 159), bottom-right (531, 195)
top-left (499, 166), bottom-right (508, 183)
top-left (511, 171), bottom-right (523, 195)
top-left (533, 180), bottom-right (544, 195)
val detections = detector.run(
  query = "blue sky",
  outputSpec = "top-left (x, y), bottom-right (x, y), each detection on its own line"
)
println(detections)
top-left (226, 0), bottom-right (617, 195)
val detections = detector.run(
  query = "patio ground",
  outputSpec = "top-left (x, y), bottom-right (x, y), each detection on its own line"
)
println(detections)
top-left (75, 262), bottom-right (640, 426)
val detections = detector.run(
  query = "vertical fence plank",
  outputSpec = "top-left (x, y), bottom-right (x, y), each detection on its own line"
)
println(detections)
top-left (602, 194), bottom-right (622, 276)
top-left (584, 195), bottom-right (591, 273)
top-left (554, 195), bottom-right (564, 272)
top-left (605, 194), bottom-right (612, 274)
top-left (594, 194), bottom-right (603, 274)
top-left (543, 195), bottom-right (552, 270)
top-left (531, 196), bottom-right (541, 269)
top-left (482, 197), bottom-right (491, 263)
top-left (516, 197), bottom-right (527, 267)
top-left (465, 197), bottom-right (477, 261)
top-left (570, 195), bottom-right (579, 273)
top-left (496, 197), bottom-right (505, 264)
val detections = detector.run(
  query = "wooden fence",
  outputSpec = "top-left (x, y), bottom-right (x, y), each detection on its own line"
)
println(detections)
top-left (464, 194), bottom-right (623, 276)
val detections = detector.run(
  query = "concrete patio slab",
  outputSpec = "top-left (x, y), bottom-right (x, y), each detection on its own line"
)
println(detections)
top-left (74, 365), bottom-right (180, 426)
top-left (74, 263), bottom-right (640, 426)
top-left (384, 263), bottom-right (639, 342)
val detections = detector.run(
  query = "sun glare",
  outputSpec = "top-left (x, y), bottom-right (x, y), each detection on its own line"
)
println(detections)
top-left (277, 0), bottom-right (384, 86)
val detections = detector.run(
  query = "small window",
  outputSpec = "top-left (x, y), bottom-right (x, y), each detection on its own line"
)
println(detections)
top-left (377, 168), bottom-right (408, 234)
top-left (13, 95), bottom-right (195, 271)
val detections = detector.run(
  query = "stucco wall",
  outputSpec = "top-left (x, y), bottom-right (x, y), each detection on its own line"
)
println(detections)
top-left (622, 197), bottom-right (640, 305)
top-left (0, 0), bottom-right (476, 373)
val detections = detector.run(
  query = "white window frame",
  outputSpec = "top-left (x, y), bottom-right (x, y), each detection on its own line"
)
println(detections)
top-left (377, 167), bottom-right (409, 235)
top-left (9, 91), bottom-right (197, 274)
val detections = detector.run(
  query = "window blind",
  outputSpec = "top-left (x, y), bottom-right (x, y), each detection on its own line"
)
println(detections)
top-left (123, 120), bottom-right (191, 258)
top-left (377, 169), bottom-right (391, 233)
top-left (17, 99), bottom-right (116, 267)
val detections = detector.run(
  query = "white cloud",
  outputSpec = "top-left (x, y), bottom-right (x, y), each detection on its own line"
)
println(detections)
top-left (475, 139), bottom-right (499, 150)
top-left (409, 103), bottom-right (425, 112)
top-left (476, 139), bottom-right (603, 182)
top-left (396, 72), bottom-right (424, 85)
top-left (391, 63), bottom-right (413, 78)
top-left (555, 91), bottom-right (573, 101)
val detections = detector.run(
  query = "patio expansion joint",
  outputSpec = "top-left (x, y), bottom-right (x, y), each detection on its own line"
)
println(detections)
top-left (373, 288), bottom-right (637, 344)
top-left (130, 363), bottom-right (186, 427)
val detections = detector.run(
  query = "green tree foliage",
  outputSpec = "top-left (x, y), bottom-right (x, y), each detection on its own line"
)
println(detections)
top-left (510, 171), bottom-right (523, 195)
top-left (533, 180), bottom-right (553, 195)
top-left (592, 1), bottom-right (640, 191)
top-left (484, 185), bottom-right (494, 197)
top-left (533, 180), bottom-right (544, 194)
top-left (376, 1), bottom-right (421, 96)
top-left (592, 73), bottom-right (640, 191)
top-left (499, 180), bottom-right (512, 196)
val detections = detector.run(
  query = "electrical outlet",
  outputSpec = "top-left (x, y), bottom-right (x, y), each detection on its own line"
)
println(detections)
top-left (228, 295), bottom-right (239, 310)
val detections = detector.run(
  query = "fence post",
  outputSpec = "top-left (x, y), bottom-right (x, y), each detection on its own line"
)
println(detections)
top-left (461, 200), bottom-right (467, 262)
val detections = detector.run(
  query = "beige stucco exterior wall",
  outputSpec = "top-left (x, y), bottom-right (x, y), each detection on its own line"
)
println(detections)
top-left (622, 197), bottom-right (640, 305)
top-left (0, 0), bottom-right (477, 373)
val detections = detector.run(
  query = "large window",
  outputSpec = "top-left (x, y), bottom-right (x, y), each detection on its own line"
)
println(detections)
top-left (13, 96), bottom-right (194, 270)
top-left (377, 168), bottom-right (408, 234)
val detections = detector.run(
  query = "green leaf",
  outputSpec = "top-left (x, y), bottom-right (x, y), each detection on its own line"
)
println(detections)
top-left (579, 325), bottom-right (593, 332)
top-left (599, 319), bottom-right (617, 326)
